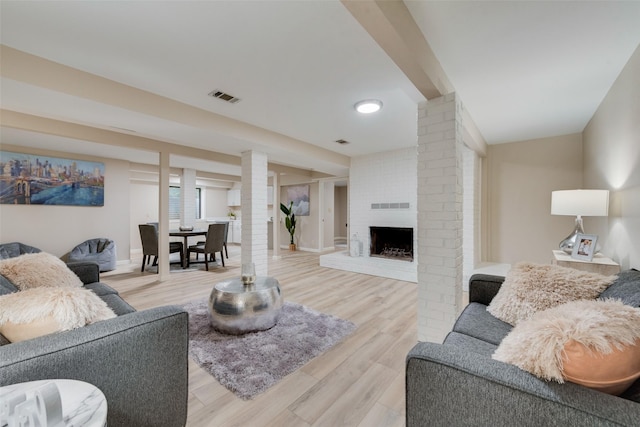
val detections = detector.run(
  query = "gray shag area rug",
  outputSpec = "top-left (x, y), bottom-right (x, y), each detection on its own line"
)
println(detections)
top-left (183, 299), bottom-right (357, 400)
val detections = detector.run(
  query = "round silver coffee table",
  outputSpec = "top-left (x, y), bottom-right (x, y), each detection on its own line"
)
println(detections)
top-left (208, 276), bottom-right (283, 334)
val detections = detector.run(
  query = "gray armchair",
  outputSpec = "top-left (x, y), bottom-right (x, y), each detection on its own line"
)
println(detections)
top-left (0, 242), bottom-right (41, 260)
top-left (68, 238), bottom-right (117, 272)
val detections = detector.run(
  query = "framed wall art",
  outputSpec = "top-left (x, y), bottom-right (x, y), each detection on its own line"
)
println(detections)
top-left (0, 151), bottom-right (105, 206)
top-left (285, 184), bottom-right (310, 216)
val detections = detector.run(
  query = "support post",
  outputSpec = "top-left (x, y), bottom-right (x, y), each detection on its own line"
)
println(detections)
top-left (417, 93), bottom-right (464, 343)
top-left (241, 151), bottom-right (269, 276)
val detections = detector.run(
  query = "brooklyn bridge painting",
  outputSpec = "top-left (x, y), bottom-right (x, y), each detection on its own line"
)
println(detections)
top-left (0, 151), bottom-right (105, 206)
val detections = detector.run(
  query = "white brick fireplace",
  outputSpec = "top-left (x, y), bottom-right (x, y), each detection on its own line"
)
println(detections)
top-left (320, 147), bottom-right (418, 282)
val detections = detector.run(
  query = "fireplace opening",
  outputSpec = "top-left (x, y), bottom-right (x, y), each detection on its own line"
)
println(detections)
top-left (369, 226), bottom-right (413, 262)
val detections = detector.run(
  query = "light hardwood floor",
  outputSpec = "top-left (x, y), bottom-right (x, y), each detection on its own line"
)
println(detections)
top-left (101, 246), bottom-right (418, 427)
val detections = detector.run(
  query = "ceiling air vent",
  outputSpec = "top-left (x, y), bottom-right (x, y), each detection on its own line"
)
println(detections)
top-left (335, 139), bottom-right (350, 145)
top-left (208, 90), bottom-right (241, 104)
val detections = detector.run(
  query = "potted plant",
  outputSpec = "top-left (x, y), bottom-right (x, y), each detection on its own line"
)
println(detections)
top-left (280, 201), bottom-right (297, 251)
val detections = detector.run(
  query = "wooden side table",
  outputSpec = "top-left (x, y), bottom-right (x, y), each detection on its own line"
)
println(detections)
top-left (551, 250), bottom-right (620, 276)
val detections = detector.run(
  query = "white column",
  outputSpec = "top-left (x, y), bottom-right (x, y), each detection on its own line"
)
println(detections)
top-left (158, 150), bottom-right (171, 280)
top-left (271, 172), bottom-right (281, 260)
top-left (241, 151), bottom-right (269, 276)
top-left (462, 147), bottom-right (480, 291)
top-left (181, 168), bottom-right (196, 227)
top-left (417, 93), bottom-right (464, 343)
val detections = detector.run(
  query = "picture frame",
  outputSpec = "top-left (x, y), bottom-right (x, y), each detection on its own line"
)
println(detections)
top-left (571, 233), bottom-right (598, 261)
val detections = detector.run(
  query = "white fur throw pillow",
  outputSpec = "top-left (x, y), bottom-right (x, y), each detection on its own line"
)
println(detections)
top-left (487, 262), bottom-right (616, 325)
top-left (0, 252), bottom-right (82, 290)
top-left (493, 299), bottom-right (640, 394)
top-left (0, 287), bottom-right (116, 342)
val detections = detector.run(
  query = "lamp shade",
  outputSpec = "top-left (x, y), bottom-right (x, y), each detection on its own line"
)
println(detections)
top-left (551, 189), bottom-right (609, 217)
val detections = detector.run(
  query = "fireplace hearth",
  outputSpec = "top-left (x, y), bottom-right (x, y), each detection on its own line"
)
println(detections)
top-left (369, 226), bottom-right (413, 262)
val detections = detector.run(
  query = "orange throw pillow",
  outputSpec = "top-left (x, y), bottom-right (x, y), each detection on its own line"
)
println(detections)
top-left (562, 339), bottom-right (640, 395)
top-left (0, 287), bottom-right (116, 342)
top-left (493, 299), bottom-right (640, 395)
top-left (0, 315), bottom-right (62, 343)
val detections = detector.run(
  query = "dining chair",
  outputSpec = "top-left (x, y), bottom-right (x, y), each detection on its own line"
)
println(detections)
top-left (195, 221), bottom-right (229, 260)
top-left (138, 224), bottom-right (184, 272)
top-left (219, 221), bottom-right (230, 259)
top-left (187, 223), bottom-right (226, 270)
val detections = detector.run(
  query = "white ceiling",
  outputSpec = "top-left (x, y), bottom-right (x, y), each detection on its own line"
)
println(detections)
top-left (1, 1), bottom-right (639, 177)
top-left (406, 1), bottom-right (640, 144)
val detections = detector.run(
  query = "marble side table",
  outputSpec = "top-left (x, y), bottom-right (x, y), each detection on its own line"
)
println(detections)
top-left (0, 379), bottom-right (107, 427)
top-left (209, 276), bottom-right (283, 334)
top-left (551, 250), bottom-right (620, 276)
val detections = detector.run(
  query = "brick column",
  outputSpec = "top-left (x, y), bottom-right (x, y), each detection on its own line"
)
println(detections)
top-left (241, 151), bottom-right (268, 276)
top-left (417, 93), bottom-right (464, 343)
top-left (462, 147), bottom-right (480, 291)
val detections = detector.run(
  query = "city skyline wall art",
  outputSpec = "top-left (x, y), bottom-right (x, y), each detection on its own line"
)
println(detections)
top-left (0, 151), bottom-right (105, 206)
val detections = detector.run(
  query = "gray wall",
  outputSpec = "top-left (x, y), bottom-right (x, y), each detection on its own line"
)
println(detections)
top-left (334, 185), bottom-right (348, 239)
top-left (0, 144), bottom-right (130, 261)
top-left (583, 44), bottom-right (640, 270)
top-left (484, 45), bottom-right (640, 269)
top-left (279, 179), bottom-right (320, 251)
top-left (485, 133), bottom-right (583, 264)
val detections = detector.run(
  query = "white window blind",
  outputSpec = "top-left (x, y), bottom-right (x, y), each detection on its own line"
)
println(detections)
top-left (169, 186), bottom-right (201, 220)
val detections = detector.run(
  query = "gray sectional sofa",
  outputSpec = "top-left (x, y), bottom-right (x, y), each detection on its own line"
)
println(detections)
top-left (0, 242), bottom-right (189, 427)
top-left (406, 269), bottom-right (640, 427)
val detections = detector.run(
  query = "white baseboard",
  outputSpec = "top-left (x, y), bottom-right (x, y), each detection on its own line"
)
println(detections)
top-left (278, 245), bottom-right (321, 253)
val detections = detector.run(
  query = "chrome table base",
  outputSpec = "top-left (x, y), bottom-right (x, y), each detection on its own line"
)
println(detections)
top-left (208, 276), bottom-right (283, 334)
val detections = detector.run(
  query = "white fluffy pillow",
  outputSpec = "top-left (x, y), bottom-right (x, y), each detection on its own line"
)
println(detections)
top-left (0, 252), bottom-right (82, 290)
top-left (493, 299), bottom-right (640, 394)
top-left (0, 287), bottom-right (116, 342)
top-left (487, 262), bottom-right (616, 325)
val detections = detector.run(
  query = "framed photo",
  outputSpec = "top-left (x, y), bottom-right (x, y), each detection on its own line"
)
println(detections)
top-left (571, 234), bottom-right (598, 261)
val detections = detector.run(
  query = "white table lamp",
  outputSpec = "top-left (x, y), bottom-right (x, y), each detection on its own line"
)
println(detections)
top-left (551, 189), bottom-right (609, 254)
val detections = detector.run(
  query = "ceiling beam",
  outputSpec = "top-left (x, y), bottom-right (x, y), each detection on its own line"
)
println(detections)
top-left (0, 109), bottom-right (314, 177)
top-left (196, 171), bottom-right (242, 183)
top-left (0, 109), bottom-right (239, 164)
top-left (341, 0), bottom-right (453, 100)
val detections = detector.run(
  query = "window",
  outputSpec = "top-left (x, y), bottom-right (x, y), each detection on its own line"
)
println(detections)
top-left (169, 186), bottom-right (201, 220)
top-left (196, 187), bottom-right (201, 219)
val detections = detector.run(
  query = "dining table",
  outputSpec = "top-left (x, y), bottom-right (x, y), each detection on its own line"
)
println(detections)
top-left (169, 228), bottom-right (207, 268)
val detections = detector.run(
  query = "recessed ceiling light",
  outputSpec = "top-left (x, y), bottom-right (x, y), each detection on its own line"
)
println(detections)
top-left (354, 99), bottom-right (382, 114)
